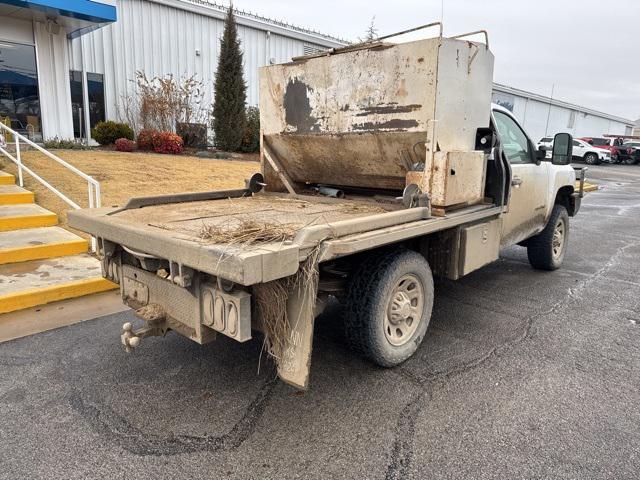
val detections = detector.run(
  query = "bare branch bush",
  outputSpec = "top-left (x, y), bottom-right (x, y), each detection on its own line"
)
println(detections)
top-left (118, 72), bottom-right (208, 134)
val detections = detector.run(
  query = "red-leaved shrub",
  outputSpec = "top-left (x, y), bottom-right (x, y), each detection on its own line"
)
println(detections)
top-left (153, 131), bottom-right (183, 154)
top-left (114, 138), bottom-right (137, 152)
top-left (136, 128), bottom-right (158, 151)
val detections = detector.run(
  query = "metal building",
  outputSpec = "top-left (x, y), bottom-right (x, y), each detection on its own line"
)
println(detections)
top-left (492, 83), bottom-right (635, 143)
top-left (0, 0), bottom-right (344, 141)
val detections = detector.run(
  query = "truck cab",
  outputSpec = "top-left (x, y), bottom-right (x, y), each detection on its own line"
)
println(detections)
top-left (491, 104), bottom-right (581, 268)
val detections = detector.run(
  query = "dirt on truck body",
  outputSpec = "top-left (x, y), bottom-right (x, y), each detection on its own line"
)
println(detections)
top-left (69, 24), bottom-right (583, 390)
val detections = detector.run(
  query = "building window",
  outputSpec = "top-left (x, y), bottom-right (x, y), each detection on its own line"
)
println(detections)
top-left (567, 110), bottom-right (576, 129)
top-left (70, 71), bottom-right (105, 139)
top-left (0, 41), bottom-right (41, 141)
top-left (492, 91), bottom-right (515, 112)
top-left (70, 71), bottom-right (83, 138)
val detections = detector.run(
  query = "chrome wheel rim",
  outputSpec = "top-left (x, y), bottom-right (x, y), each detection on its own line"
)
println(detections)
top-left (552, 218), bottom-right (566, 259)
top-left (384, 274), bottom-right (424, 346)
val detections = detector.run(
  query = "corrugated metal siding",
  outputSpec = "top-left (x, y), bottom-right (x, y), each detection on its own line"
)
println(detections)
top-left (493, 89), bottom-right (633, 141)
top-left (68, 0), bottom-right (326, 123)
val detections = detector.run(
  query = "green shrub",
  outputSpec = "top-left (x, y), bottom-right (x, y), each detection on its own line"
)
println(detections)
top-left (240, 106), bottom-right (260, 153)
top-left (92, 121), bottom-right (134, 145)
top-left (43, 139), bottom-right (91, 150)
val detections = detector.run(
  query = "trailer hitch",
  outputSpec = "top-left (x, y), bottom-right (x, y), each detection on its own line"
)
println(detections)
top-left (120, 304), bottom-right (168, 352)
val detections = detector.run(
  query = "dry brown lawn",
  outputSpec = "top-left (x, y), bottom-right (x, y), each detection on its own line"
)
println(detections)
top-left (0, 149), bottom-right (259, 235)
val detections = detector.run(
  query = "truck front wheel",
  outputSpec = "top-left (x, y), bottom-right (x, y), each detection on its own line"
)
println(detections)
top-left (343, 249), bottom-right (434, 367)
top-left (526, 204), bottom-right (569, 271)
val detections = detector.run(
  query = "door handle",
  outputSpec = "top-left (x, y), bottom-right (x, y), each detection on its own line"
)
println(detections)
top-left (511, 177), bottom-right (523, 188)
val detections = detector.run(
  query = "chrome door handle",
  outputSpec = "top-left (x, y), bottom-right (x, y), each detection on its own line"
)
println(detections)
top-left (511, 177), bottom-right (523, 188)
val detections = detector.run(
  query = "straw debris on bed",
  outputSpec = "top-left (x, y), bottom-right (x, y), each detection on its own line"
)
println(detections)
top-left (199, 219), bottom-right (301, 245)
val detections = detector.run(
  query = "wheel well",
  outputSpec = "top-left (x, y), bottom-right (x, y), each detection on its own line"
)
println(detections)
top-left (555, 185), bottom-right (577, 216)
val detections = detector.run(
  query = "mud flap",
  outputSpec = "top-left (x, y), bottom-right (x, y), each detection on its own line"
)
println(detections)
top-left (277, 276), bottom-right (318, 390)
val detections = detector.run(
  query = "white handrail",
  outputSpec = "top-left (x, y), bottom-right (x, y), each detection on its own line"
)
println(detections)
top-left (0, 122), bottom-right (101, 251)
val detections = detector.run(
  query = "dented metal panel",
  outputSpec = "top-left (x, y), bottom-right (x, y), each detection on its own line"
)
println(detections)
top-left (259, 37), bottom-right (494, 191)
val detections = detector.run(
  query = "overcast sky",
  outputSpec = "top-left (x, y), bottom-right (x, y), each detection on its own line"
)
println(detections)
top-left (233, 0), bottom-right (639, 121)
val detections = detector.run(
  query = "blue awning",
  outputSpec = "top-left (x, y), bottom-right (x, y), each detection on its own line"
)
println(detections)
top-left (0, 0), bottom-right (116, 37)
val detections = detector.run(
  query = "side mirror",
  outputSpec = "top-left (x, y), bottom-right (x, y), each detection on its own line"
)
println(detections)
top-left (552, 133), bottom-right (573, 165)
top-left (535, 145), bottom-right (547, 162)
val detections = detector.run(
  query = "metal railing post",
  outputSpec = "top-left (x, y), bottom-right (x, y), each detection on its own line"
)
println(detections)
top-left (15, 137), bottom-right (23, 187)
top-left (0, 122), bottom-right (102, 254)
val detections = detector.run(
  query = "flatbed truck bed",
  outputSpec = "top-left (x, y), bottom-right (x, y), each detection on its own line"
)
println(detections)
top-left (69, 189), bottom-right (502, 286)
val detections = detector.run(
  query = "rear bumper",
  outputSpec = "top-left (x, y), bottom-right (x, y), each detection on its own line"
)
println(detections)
top-left (110, 260), bottom-right (253, 345)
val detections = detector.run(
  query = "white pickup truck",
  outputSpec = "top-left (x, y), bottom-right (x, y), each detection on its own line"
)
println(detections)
top-left (69, 26), bottom-right (584, 390)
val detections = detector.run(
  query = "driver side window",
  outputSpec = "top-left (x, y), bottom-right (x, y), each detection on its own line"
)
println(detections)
top-left (493, 111), bottom-right (532, 164)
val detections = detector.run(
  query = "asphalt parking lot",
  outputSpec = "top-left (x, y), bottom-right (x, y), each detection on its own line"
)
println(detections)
top-left (1, 164), bottom-right (639, 480)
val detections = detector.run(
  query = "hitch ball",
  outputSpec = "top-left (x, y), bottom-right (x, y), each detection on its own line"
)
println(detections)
top-left (121, 322), bottom-right (141, 352)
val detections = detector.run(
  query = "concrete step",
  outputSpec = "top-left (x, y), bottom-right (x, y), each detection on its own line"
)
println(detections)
top-left (0, 226), bottom-right (88, 265)
top-left (0, 254), bottom-right (116, 314)
top-left (0, 171), bottom-right (15, 185)
top-left (0, 185), bottom-right (34, 205)
top-left (0, 204), bottom-right (58, 231)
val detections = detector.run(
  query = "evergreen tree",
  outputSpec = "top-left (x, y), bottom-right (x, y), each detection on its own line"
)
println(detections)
top-left (212, 4), bottom-right (247, 151)
top-left (360, 16), bottom-right (378, 42)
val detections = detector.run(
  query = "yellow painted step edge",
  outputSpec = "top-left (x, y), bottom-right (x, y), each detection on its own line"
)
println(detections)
top-left (0, 213), bottom-right (58, 232)
top-left (0, 192), bottom-right (35, 205)
top-left (0, 277), bottom-right (117, 314)
top-left (0, 239), bottom-right (89, 265)
top-left (0, 175), bottom-right (15, 185)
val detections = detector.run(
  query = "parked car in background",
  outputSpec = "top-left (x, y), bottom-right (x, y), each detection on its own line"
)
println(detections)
top-left (572, 139), bottom-right (611, 165)
top-left (539, 137), bottom-right (610, 164)
top-left (621, 142), bottom-right (640, 164)
top-left (538, 137), bottom-right (554, 150)
top-left (580, 137), bottom-right (637, 164)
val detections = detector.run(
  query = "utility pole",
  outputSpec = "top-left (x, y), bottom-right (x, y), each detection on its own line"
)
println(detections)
top-left (544, 83), bottom-right (555, 137)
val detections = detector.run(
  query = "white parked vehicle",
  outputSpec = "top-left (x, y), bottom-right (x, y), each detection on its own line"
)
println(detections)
top-left (541, 137), bottom-right (610, 165)
top-left (538, 137), bottom-right (554, 150)
top-left (572, 139), bottom-right (610, 165)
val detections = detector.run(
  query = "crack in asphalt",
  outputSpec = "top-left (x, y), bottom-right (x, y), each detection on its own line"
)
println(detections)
top-left (68, 375), bottom-right (277, 456)
top-left (383, 239), bottom-right (640, 479)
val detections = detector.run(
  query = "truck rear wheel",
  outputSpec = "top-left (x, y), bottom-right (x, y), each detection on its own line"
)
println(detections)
top-left (526, 204), bottom-right (569, 271)
top-left (343, 249), bottom-right (434, 367)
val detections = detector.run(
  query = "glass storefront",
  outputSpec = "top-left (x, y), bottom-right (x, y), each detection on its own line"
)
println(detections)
top-left (70, 70), bottom-right (105, 139)
top-left (0, 41), bottom-right (41, 141)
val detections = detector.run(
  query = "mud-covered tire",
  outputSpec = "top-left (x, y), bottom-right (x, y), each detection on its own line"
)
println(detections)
top-left (623, 157), bottom-right (638, 165)
top-left (343, 249), bottom-right (434, 367)
top-left (527, 204), bottom-right (569, 271)
top-left (584, 153), bottom-right (600, 165)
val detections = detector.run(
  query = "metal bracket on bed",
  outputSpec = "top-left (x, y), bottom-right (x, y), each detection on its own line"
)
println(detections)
top-left (262, 138), bottom-right (298, 196)
top-left (108, 188), bottom-right (253, 214)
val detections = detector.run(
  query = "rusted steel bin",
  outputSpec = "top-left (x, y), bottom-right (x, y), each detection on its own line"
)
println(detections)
top-left (259, 37), bottom-right (494, 192)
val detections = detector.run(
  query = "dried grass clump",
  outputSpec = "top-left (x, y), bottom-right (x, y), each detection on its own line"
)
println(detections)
top-left (199, 219), bottom-right (300, 245)
top-left (253, 277), bottom-right (294, 362)
top-left (254, 247), bottom-right (321, 366)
